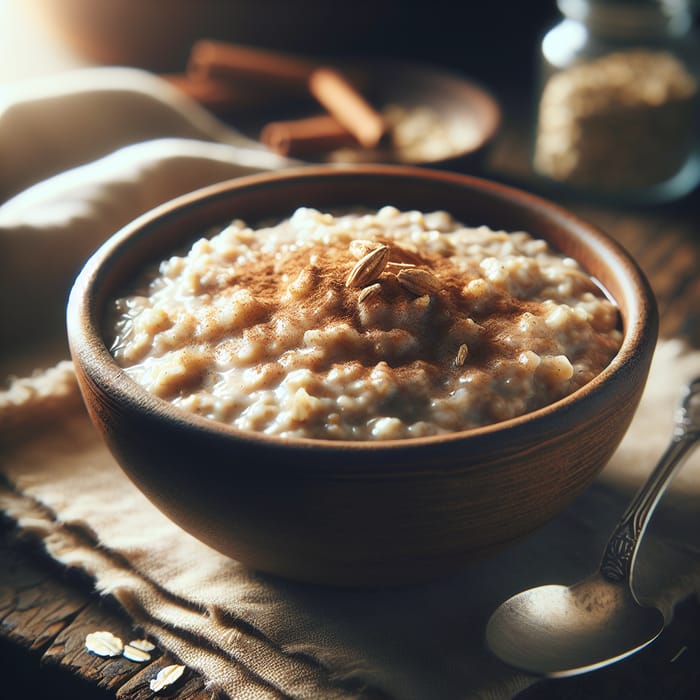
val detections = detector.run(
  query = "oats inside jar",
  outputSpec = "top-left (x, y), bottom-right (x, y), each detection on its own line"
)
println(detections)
top-left (108, 206), bottom-right (622, 441)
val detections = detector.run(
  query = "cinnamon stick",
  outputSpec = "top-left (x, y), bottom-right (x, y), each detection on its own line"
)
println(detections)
top-left (163, 74), bottom-right (280, 112)
top-left (260, 114), bottom-right (359, 157)
top-left (308, 67), bottom-right (386, 149)
top-left (187, 39), bottom-right (316, 92)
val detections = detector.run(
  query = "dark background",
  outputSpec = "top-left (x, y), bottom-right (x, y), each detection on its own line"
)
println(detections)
top-left (338, 2), bottom-right (559, 84)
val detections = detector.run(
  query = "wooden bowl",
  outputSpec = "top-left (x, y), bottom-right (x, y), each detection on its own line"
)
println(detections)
top-left (248, 60), bottom-right (501, 169)
top-left (66, 165), bottom-right (658, 587)
top-left (344, 60), bottom-right (501, 169)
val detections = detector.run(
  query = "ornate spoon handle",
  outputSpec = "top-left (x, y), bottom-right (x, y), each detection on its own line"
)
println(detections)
top-left (599, 377), bottom-right (700, 583)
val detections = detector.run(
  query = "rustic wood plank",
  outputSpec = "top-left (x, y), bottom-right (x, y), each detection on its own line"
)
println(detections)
top-left (0, 519), bottom-right (207, 698)
top-left (117, 657), bottom-right (214, 700)
top-left (0, 523), bottom-right (87, 652)
top-left (43, 603), bottom-right (152, 693)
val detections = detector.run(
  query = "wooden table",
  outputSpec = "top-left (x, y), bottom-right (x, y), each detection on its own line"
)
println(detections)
top-left (1, 3), bottom-right (699, 689)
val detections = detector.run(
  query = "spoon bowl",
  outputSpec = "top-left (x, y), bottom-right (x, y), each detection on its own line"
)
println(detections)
top-left (486, 577), bottom-right (664, 677)
top-left (486, 376), bottom-right (700, 676)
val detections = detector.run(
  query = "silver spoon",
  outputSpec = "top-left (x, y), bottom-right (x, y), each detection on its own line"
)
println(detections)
top-left (485, 376), bottom-right (700, 677)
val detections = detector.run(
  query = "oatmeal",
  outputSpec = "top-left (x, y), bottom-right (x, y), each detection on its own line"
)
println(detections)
top-left (109, 206), bottom-right (622, 440)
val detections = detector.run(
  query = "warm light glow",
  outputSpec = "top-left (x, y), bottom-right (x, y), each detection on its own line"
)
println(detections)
top-left (541, 18), bottom-right (589, 69)
top-left (0, 0), bottom-right (85, 84)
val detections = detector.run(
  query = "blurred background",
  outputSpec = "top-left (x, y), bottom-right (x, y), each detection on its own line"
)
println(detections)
top-left (0, 0), bottom-right (559, 87)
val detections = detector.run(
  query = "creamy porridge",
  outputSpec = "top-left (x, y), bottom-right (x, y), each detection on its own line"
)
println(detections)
top-left (109, 206), bottom-right (622, 440)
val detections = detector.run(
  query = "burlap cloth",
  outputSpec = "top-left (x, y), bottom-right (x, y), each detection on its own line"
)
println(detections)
top-left (1, 68), bottom-right (700, 700)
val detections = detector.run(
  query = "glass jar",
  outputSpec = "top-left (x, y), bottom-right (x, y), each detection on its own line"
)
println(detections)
top-left (533, 0), bottom-right (700, 203)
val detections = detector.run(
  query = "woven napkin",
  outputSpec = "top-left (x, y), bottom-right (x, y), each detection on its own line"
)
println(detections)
top-left (2, 67), bottom-right (700, 700)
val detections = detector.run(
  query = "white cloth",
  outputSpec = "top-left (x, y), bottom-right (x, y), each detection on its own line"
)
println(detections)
top-left (0, 67), bottom-right (293, 349)
top-left (1, 67), bottom-right (699, 700)
top-left (0, 66), bottom-right (291, 199)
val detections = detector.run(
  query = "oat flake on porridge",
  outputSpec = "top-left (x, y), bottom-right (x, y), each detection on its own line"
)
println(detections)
top-left (109, 206), bottom-right (622, 441)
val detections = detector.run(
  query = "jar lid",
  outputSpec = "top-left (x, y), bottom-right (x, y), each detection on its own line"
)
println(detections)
top-left (557, 0), bottom-right (693, 37)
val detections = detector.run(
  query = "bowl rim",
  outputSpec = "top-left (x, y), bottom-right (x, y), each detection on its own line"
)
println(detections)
top-left (67, 163), bottom-right (658, 458)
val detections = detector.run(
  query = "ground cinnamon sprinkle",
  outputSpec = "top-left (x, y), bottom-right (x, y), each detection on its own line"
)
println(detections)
top-left (109, 206), bottom-right (621, 440)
